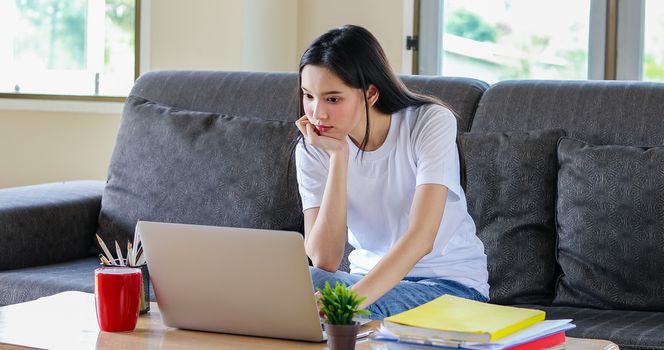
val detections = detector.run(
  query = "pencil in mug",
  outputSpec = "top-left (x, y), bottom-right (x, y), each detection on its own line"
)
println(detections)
top-left (135, 247), bottom-right (146, 266)
top-left (96, 234), bottom-right (116, 266)
top-left (132, 230), bottom-right (141, 263)
top-left (115, 241), bottom-right (125, 266)
top-left (127, 241), bottom-right (135, 266)
top-left (98, 254), bottom-right (111, 266)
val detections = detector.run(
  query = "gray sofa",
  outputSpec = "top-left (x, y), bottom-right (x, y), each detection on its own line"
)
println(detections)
top-left (1, 71), bottom-right (663, 350)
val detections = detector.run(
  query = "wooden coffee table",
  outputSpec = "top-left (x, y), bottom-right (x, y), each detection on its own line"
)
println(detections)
top-left (0, 292), bottom-right (619, 349)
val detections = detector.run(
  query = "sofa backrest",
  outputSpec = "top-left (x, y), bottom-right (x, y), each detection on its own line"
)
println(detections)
top-left (400, 75), bottom-right (488, 132)
top-left (469, 79), bottom-right (664, 310)
top-left (471, 80), bottom-right (664, 144)
top-left (129, 71), bottom-right (299, 121)
top-left (98, 71), bottom-right (488, 261)
top-left (127, 71), bottom-right (489, 131)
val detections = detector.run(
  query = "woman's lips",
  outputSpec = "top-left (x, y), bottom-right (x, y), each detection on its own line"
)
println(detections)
top-left (316, 125), bottom-right (332, 133)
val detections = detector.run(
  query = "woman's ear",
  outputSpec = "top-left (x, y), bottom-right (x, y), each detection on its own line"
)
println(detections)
top-left (366, 85), bottom-right (379, 107)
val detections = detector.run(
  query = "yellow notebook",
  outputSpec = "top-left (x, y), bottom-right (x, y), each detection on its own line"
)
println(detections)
top-left (383, 295), bottom-right (545, 343)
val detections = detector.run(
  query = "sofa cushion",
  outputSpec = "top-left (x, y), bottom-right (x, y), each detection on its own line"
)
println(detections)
top-left (555, 138), bottom-right (664, 311)
top-left (522, 305), bottom-right (664, 350)
top-left (97, 96), bottom-right (302, 250)
top-left (461, 128), bottom-right (566, 305)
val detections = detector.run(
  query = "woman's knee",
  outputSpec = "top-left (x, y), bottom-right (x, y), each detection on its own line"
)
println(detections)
top-left (309, 265), bottom-right (335, 275)
top-left (308, 266), bottom-right (354, 289)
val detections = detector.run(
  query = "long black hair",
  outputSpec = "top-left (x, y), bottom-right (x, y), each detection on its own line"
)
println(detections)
top-left (291, 25), bottom-right (466, 189)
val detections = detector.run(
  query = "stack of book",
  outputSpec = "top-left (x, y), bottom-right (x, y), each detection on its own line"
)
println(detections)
top-left (372, 295), bottom-right (574, 350)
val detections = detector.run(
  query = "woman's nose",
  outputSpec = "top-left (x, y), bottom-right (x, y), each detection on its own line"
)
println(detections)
top-left (312, 103), bottom-right (328, 120)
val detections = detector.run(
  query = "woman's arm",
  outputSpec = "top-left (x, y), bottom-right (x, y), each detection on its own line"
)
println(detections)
top-left (351, 183), bottom-right (448, 309)
top-left (296, 116), bottom-right (349, 272)
top-left (303, 150), bottom-right (349, 271)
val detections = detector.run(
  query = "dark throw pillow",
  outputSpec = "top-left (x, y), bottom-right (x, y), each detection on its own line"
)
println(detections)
top-left (554, 137), bottom-right (664, 311)
top-left (97, 96), bottom-right (302, 252)
top-left (461, 128), bottom-right (566, 305)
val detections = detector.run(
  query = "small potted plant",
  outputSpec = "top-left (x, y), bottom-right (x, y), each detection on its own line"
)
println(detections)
top-left (318, 281), bottom-right (370, 350)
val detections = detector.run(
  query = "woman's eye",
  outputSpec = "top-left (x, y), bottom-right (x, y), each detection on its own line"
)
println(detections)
top-left (303, 93), bottom-right (313, 100)
top-left (327, 97), bottom-right (340, 103)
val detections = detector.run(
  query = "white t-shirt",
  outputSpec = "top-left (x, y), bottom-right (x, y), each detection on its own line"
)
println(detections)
top-left (295, 104), bottom-right (489, 298)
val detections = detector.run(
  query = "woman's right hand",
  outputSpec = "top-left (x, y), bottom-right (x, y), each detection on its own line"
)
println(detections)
top-left (315, 291), bottom-right (326, 318)
top-left (295, 116), bottom-right (348, 156)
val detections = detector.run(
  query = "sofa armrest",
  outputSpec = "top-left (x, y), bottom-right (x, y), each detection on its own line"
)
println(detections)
top-left (0, 180), bottom-right (104, 270)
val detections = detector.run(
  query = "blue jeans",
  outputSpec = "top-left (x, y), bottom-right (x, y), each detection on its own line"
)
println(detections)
top-left (309, 267), bottom-right (488, 320)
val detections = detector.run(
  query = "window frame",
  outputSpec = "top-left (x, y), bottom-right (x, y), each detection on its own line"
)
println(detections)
top-left (615, 0), bottom-right (644, 80)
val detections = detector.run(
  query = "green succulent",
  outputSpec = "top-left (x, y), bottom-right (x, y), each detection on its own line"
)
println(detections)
top-left (317, 281), bottom-right (370, 325)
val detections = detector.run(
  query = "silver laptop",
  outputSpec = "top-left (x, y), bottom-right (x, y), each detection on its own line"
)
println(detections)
top-left (137, 220), bottom-right (328, 342)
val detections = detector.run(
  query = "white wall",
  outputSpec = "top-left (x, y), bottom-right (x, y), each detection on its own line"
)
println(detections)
top-left (0, 110), bottom-right (121, 188)
top-left (0, 0), bottom-right (412, 189)
top-left (297, 0), bottom-right (413, 74)
top-left (242, 0), bottom-right (299, 72)
top-left (150, 0), bottom-right (245, 70)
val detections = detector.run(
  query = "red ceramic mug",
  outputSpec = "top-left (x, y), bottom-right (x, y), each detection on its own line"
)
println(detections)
top-left (94, 267), bottom-right (142, 332)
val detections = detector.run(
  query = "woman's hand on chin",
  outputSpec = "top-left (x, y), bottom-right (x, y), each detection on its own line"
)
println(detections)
top-left (296, 116), bottom-right (348, 156)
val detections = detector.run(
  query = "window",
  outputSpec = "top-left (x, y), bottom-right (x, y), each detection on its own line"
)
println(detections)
top-left (643, 0), bottom-right (664, 82)
top-left (418, 0), bottom-right (658, 82)
top-left (443, 0), bottom-right (590, 83)
top-left (0, 0), bottom-right (138, 99)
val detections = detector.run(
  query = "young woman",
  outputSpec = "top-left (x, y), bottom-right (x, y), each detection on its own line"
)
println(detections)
top-left (294, 25), bottom-right (489, 320)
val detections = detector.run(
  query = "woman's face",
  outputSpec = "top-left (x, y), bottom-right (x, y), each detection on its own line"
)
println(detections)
top-left (300, 65), bottom-right (367, 140)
